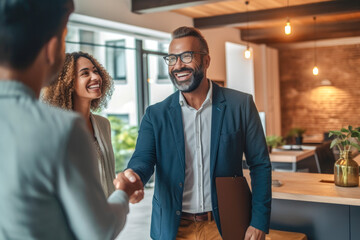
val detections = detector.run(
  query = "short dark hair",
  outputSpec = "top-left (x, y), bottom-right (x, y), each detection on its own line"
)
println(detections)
top-left (0, 0), bottom-right (74, 69)
top-left (171, 26), bottom-right (209, 54)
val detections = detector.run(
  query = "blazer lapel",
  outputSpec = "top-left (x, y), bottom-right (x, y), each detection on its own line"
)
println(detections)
top-left (167, 91), bottom-right (185, 171)
top-left (210, 84), bottom-right (226, 179)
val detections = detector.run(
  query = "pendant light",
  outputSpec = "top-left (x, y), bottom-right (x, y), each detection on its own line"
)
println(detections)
top-left (312, 16), bottom-right (319, 76)
top-left (244, 1), bottom-right (252, 59)
top-left (284, 0), bottom-right (291, 35)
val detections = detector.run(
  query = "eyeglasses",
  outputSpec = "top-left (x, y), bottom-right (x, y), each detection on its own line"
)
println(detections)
top-left (163, 51), bottom-right (207, 66)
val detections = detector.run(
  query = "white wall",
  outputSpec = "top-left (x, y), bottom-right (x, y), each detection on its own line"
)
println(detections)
top-left (225, 42), bottom-right (254, 96)
top-left (201, 27), bottom-right (244, 82)
top-left (73, 0), bottom-right (193, 33)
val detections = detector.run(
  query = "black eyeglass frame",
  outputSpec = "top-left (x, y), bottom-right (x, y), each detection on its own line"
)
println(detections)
top-left (163, 51), bottom-right (207, 66)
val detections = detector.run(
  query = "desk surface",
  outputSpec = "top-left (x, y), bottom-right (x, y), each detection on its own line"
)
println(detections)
top-left (270, 148), bottom-right (315, 163)
top-left (243, 170), bottom-right (360, 206)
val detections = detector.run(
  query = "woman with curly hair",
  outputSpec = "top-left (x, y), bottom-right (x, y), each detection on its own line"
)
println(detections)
top-left (43, 51), bottom-right (116, 198)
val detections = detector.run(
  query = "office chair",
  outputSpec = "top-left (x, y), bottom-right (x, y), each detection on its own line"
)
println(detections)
top-left (314, 141), bottom-right (336, 174)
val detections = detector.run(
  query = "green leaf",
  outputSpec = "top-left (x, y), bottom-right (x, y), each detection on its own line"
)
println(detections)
top-left (330, 139), bottom-right (339, 149)
top-left (266, 135), bottom-right (284, 148)
top-left (350, 142), bottom-right (360, 151)
top-left (341, 128), bottom-right (349, 133)
top-left (349, 126), bottom-right (353, 131)
top-left (351, 132), bottom-right (359, 138)
top-left (329, 130), bottom-right (343, 136)
top-left (342, 140), bottom-right (351, 146)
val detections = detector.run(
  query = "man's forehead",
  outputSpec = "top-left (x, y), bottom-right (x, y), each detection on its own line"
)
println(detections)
top-left (168, 36), bottom-right (201, 53)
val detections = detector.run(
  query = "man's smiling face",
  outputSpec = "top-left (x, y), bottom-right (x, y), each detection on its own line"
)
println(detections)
top-left (168, 36), bottom-right (209, 93)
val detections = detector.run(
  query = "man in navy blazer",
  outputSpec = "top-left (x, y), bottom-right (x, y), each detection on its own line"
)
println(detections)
top-left (126, 26), bottom-right (271, 240)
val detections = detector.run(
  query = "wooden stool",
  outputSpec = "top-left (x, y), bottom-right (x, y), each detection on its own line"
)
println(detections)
top-left (266, 229), bottom-right (307, 240)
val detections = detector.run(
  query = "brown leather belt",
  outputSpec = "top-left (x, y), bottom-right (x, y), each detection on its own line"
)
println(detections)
top-left (181, 211), bottom-right (213, 222)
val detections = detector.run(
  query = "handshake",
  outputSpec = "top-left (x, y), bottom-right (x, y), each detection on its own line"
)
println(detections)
top-left (113, 169), bottom-right (145, 203)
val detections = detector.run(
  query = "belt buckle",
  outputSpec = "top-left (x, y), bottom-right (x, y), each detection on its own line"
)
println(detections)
top-left (194, 212), bottom-right (210, 222)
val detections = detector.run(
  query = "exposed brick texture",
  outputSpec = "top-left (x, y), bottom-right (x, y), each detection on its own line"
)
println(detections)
top-left (279, 44), bottom-right (360, 137)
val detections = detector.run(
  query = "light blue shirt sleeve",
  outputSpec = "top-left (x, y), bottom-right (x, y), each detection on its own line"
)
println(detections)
top-left (57, 118), bottom-right (129, 240)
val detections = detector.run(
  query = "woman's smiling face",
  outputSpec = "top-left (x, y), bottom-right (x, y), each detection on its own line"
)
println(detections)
top-left (74, 56), bottom-right (102, 101)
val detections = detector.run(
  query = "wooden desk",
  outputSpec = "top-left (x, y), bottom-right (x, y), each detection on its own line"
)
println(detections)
top-left (243, 170), bottom-right (360, 240)
top-left (269, 148), bottom-right (316, 172)
top-left (244, 170), bottom-right (360, 206)
top-left (302, 134), bottom-right (324, 144)
top-left (270, 149), bottom-right (315, 162)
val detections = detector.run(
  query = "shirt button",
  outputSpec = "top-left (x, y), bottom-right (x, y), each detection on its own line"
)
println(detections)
top-left (176, 210), bottom-right (181, 216)
top-left (179, 183), bottom-right (183, 188)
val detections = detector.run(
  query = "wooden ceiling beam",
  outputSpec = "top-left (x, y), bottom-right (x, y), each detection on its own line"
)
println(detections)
top-left (131, 0), bottom-right (226, 14)
top-left (194, 0), bottom-right (360, 29)
top-left (242, 19), bottom-right (360, 44)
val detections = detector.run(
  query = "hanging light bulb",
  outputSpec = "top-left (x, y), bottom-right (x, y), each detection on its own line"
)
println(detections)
top-left (285, 18), bottom-right (291, 35)
top-left (284, 0), bottom-right (291, 35)
top-left (312, 16), bottom-right (319, 76)
top-left (244, 45), bottom-right (251, 59)
top-left (243, 1), bottom-right (251, 59)
top-left (313, 66), bottom-right (319, 75)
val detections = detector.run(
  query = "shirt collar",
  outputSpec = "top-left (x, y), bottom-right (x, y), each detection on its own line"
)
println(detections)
top-left (179, 79), bottom-right (213, 108)
top-left (0, 80), bottom-right (36, 99)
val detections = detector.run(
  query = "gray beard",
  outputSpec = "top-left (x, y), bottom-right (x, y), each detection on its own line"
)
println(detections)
top-left (169, 65), bottom-right (204, 93)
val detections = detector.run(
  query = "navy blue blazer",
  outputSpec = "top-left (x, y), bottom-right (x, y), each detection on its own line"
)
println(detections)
top-left (128, 83), bottom-right (272, 240)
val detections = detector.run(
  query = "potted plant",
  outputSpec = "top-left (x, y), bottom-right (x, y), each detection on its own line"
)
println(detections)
top-left (288, 127), bottom-right (306, 145)
top-left (329, 125), bottom-right (360, 187)
top-left (266, 135), bottom-right (284, 153)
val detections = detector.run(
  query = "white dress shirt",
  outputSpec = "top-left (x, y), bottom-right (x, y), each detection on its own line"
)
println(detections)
top-left (181, 80), bottom-right (213, 213)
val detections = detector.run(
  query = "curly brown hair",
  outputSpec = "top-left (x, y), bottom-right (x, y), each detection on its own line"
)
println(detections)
top-left (42, 51), bottom-right (114, 111)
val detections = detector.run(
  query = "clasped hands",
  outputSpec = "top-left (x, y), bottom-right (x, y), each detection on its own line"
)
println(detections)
top-left (113, 169), bottom-right (144, 203)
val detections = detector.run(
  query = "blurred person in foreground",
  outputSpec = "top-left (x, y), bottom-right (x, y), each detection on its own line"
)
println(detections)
top-left (43, 51), bottom-right (119, 198)
top-left (0, 0), bottom-right (143, 239)
top-left (125, 26), bottom-right (271, 240)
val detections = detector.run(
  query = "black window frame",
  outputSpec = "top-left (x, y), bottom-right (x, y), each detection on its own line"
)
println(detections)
top-left (156, 42), bottom-right (169, 81)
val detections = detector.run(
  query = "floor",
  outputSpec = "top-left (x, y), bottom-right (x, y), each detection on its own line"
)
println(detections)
top-left (116, 187), bottom-right (154, 240)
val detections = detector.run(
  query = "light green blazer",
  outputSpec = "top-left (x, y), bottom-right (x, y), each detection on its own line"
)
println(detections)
top-left (0, 80), bottom-right (129, 240)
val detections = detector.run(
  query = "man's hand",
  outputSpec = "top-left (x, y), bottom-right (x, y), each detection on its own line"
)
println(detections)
top-left (244, 226), bottom-right (265, 240)
top-left (124, 169), bottom-right (144, 203)
top-left (113, 170), bottom-right (144, 203)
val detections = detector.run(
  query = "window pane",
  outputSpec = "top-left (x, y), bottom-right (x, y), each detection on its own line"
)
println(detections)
top-left (144, 40), bottom-right (174, 105)
top-left (106, 40), bottom-right (127, 82)
top-left (79, 29), bottom-right (95, 54)
top-left (157, 43), bottom-right (169, 79)
top-left (147, 53), bottom-right (175, 105)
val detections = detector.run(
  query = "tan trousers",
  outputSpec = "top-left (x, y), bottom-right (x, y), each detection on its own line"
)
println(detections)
top-left (176, 218), bottom-right (222, 240)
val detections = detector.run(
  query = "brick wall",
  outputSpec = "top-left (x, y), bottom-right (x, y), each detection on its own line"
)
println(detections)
top-left (279, 44), bottom-right (360, 137)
